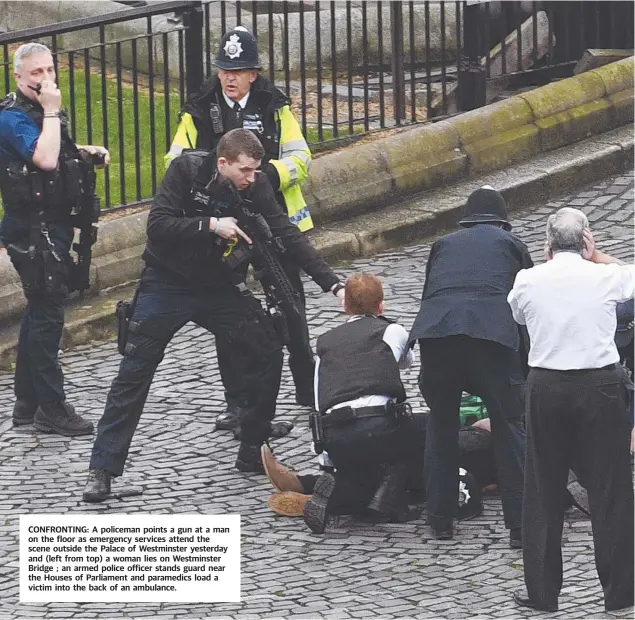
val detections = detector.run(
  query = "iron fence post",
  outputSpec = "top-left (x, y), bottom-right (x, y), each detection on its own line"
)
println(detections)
top-left (182, 0), bottom-right (204, 98)
top-left (458, 0), bottom-right (487, 111)
top-left (390, 1), bottom-right (405, 125)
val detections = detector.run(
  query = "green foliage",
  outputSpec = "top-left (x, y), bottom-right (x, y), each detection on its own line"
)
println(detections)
top-left (56, 67), bottom-right (180, 208)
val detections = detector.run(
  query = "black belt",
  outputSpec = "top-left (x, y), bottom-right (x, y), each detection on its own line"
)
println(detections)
top-left (321, 404), bottom-right (391, 429)
top-left (534, 363), bottom-right (618, 372)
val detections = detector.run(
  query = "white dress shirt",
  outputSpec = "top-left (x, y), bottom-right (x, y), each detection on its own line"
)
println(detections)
top-left (223, 91), bottom-right (250, 109)
top-left (314, 316), bottom-right (415, 412)
top-left (507, 252), bottom-right (635, 370)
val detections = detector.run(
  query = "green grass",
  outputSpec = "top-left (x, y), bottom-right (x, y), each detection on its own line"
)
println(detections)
top-left (56, 67), bottom-right (178, 208)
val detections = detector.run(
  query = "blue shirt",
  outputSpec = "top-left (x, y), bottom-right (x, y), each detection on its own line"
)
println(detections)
top-left (0, 107), bottom-right (40, 163)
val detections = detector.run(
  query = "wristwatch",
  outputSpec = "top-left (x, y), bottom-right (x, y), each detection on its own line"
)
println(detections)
top-left (332, 283), bottom-right (345, 296)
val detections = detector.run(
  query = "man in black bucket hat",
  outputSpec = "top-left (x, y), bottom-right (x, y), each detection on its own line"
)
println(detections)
top-left (408, 185), bottom-right (533, 546)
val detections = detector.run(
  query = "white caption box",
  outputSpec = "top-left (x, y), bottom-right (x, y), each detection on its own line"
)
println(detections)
top-left (20, 514), bottom-right (240, 603)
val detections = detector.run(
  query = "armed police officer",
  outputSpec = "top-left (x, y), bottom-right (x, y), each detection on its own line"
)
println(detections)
top-left (0, 43), bottom-right (108, 436)
top-left (167, 27), bottom-right (316, 431)
top-left (301, 273), bottom-right (428, 534)
top-left (83, 128), bottom-right (344, 502)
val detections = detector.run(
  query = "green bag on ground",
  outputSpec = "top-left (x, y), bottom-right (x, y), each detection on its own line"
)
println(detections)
top-left (459, 393), bottom-right (488, 426)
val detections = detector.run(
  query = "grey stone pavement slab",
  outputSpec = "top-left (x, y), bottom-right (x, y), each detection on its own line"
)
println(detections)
top-left (0, 174), bottom-right (633, 620)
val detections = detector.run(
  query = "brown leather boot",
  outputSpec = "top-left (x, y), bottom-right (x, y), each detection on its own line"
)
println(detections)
top-left (261, 445), bottom-right (303, 492)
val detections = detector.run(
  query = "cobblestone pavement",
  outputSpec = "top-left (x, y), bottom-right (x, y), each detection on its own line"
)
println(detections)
top-left (0, 174), bottom-right (633, 620)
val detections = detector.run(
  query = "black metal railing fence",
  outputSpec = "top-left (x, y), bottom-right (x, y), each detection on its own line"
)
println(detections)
top-left (0, 0), bottom-right (631, 210)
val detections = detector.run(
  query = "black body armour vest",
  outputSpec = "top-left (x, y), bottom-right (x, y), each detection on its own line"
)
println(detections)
top-left (0, 90), bottom-right (83, 220)
top-left (183, 150), bottom-right (250, 281)
top-left (316, 316), bottom-right (407, 415)
top-left (185, 76), bottom-right (283, 163)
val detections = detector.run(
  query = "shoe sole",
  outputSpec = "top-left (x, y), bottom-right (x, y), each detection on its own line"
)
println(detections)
top-left (267, 492), bottom-right (309, 517)
top-left (13, 417), bottom-right (34, 427)
top-left (513, 593), bottom-right (557, 612)
top-left (303, 474), bottom-right (335, 534)
top-left (34, 421), bottom-right (94, 437)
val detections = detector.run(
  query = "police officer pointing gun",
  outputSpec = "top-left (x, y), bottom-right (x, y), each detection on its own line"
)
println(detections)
top-left (83, 128), bottom-right (344, 502)
top-left (168, 28), bottom-right (317, 431)
top-left (0, 43), bottom-right (108, 437)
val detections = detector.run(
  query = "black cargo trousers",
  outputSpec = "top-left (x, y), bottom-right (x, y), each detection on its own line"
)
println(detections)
top-left (89, 266), bottom-right (284, 476)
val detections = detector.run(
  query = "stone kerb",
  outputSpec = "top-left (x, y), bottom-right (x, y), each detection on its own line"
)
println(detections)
top-left (305, 143), bottom-right (392, 225)
top-left (381, 121), bottom-right (467, 192)
top-left (519, 71), bottom-right (610, 152)
top-left (589, 56), bottom-right (635, 127)
top-left (0, 252), bottom-right (23, 322)
top-left (449, 96), bottom-right (540, 175)
top-left (90, 212), bottom-right (149, 292)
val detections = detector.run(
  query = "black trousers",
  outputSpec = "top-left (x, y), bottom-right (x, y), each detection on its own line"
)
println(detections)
top-left (321, 413), bottom-right (428, 515)
top-left (0, 215), bottom-right (73, 406)
top-left (523, 366), bottom-right (634, 611)
top-left (418, 336), bottom-right (525, 530)
top-left (90, 267), bottom-right (283, 476)
top-left (216, 252), bottom-right (314, 408)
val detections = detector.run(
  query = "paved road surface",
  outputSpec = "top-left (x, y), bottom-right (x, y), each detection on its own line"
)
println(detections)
top-left (0, 174), bottom-right (632, 619)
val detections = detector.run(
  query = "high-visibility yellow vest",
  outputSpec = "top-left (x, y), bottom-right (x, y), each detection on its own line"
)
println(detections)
top-left (166, 99), bottom-right (313, 232)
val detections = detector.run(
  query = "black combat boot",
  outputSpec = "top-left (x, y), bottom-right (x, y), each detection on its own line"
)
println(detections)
top-left (215, 405), bottom-right (246, 431)
top-left (368, 464), bottom-right (422, 523)
top-left (235, 442), bottom-right (265, 473)
top-left (12, 399), bottom-right (38, 426)
top-left (34, 401), bottom-right (94, 436)
top-left (83, 469), bottom-right (112, 503)
top-left (303, 473), bottom-right (336, 534)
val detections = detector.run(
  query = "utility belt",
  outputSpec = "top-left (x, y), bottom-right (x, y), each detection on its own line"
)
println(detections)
top-left (310, 401), bottom-right (412, 454)
top-left (322, 402), bottom-right (413, 428)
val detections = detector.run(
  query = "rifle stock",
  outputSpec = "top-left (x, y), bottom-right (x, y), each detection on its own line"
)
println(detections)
top-left (69, 160), bottom-right (100, 294)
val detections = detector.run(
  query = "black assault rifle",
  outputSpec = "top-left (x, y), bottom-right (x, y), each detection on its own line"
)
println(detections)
top-left (223, 196), bottom-right (304, 347)
top-left (68, 151), bottom-right (103, 294)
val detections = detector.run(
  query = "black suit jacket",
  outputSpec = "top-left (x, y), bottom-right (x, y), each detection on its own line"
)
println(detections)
top-left (409, 224), bottom-right (533, 351)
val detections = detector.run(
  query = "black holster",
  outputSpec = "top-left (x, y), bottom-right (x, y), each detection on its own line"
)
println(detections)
top-left (116, 300), bottom-right (134, 355)
top-left (392, 401), bottom-right (414, 421)
top-left (309, 412), bottom-right (325, 455)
